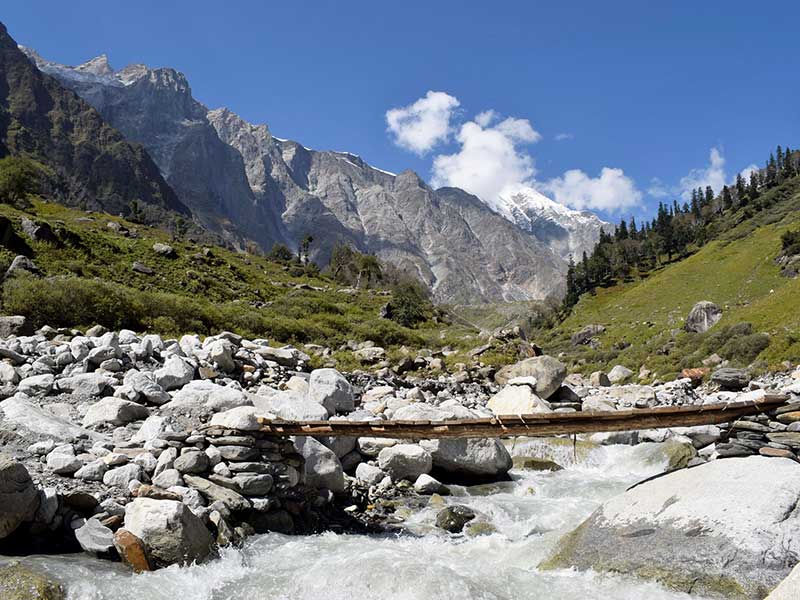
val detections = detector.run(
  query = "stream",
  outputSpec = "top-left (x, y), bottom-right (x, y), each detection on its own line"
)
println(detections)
top-left (5, 440), bottom-right (710, 600)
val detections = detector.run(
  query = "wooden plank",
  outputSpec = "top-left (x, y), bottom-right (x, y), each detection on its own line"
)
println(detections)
top-left (241, 395), bottom-right (788, 439)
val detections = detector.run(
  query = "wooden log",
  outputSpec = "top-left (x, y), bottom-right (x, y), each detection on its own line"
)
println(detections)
top-left (225, 394), bottom-right (788, 440)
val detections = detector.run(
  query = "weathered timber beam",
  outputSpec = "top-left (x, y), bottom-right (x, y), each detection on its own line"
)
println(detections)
top-left (217, 394), bottom-right (789, 440)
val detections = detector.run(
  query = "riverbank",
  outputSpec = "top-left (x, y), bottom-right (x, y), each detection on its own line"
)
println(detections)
top-left (1, 319), bottom-right (799, 598)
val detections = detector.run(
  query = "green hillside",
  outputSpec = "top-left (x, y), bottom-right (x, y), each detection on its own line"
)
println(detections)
top-left (541, 177), bottom-right (800, 378)
top-left (0, 199), bottom-right (478, 354)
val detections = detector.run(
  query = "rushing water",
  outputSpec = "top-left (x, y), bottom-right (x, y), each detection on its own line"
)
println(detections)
top-left (8, 441), bottom-right (710, 600)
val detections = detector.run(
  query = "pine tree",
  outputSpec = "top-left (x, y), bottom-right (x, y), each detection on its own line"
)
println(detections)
top-left (705, 185), bottom-right (714, 206)
top-left (722, 185), bottom-right (733, 210)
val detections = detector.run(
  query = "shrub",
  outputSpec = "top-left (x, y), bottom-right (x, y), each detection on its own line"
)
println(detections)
top-left (385, 278), bottom-right (432, 327)
top-left (781, 229), bottom-right (800, 256)
top-left (0, 157), bottom-right (44, 204)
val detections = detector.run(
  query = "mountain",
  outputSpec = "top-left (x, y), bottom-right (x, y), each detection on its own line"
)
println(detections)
top-left (20, 44), bottom-right (598, 303)
top-left (489, 186), bottom-right (611, 261)
top-left (0, 23), bottom-right (187, 223)
top-left (20, 46), bottom-right (287, 250)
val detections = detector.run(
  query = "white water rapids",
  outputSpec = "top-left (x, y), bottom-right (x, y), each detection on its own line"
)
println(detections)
top-left (8, 440), bottom-right (711, 600)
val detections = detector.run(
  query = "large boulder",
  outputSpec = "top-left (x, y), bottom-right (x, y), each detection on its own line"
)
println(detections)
top-left (154, 355), bottom-right (195, 391)
top-left (55, 373), bottom-right (116, 397)
top-left (123, 498), bottom-right (213, 567)
top-left (540, 457), bottom-right (800, 599)
top-left (251, 390), bottom-right (328, 421)
top-left (0, 455), bottom-right (39, 538)
top-left (712, 367), bottom-right (750, 391)
top-left (421, 438), bottom-right (512, 484)
top-left (571, 324), bottom-right (605, 346)
top-left (487, 382), bottom-right (552, 415)
top-left (1, 397), bottom-right (105, 442)
top-left (377, 444), bottom-right (432, 481)
top-left (307, 369), bottom-right (354, 414)
top-left (685, 301), bottom-right (723, 333)
top-left (293, 436), bottom-right (344, 493)
top-left (494, 356), bottom-right (566, 399)
top-left (166, 380), bottom-right (249, 413)
top-left (82, 398), bottom-right (149, 427)
top-left (607, 365), bottom-right (634, 384)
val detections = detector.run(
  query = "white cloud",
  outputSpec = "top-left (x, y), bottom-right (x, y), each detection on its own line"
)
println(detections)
top-left (554, 132), bottom-right (574, 141)
top-left (385, 91), bottom-right (460, 155)
top-left (678, 147), bottom-right (726, 199)
top-left (647, 177), bottom-right (671, 198)
top-left (388, 92), bottom-right (641, 215)
top-left (430, 111), bottom-right (541, 206)
top-left (738, 163), bottom-right (759, 180)
top-left (542, 168), bottom-right (643, 212)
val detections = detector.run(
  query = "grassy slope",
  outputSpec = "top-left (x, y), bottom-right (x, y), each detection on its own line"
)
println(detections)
top-left (542, 177), bottom-right (800, 378)
top-left (0, 199), bottom-right (479, 352)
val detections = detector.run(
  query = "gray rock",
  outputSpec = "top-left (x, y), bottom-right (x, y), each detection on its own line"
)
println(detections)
top-left (154, 355), bottom-right (195, 391)
top-left (712, 367), bottom-right (750, 390)
top-left (182, 475), bottom-right (250, 511)
top-left (421, 438), bottom-right (512, 483)
top-left (251, 390), bottom-right (328, 421)
top-left (4, 255), bottom-right (40, 279)
top-left (83, 398), bottom-right (149, 427)
top-left (487, 384), bottom-right (552, 415)
top-left (124, 498), bottom-right (213, 567)
top-left (436, 505), bottom-right (476, 533)
top-left (2, 397), bottom-right (105, 443)
top-left (123, 370), bottom-right (171, 405)
top-left (0, 455), bottom-right (39, 538)
top-left (174, 451), bottom-right (210, 474)
top-left (414, 473), bottom-right (450, 495)
top-left (207, 339), bottom-right (236, 373)
top-left (103, 464), bottom-right (144, 487)
top-left (56, 373), bottom-right (116, 396)
top-left (46, 445), bottom-right (83, 475)
top-left (607, 365), bottom-right (634, 384)
top-left (153, 469), bottom-right (184, 488)
top-left (0, 315), bottom-right (32, 338)
top-left (17, 373), bottom-right (54, 396)
top-left (208, 406), bottom-right (260, 431)
top-left (74, 460), bottom-right (108, 482)
top-left (75, 518), bottom-right (115, 554)
top-left (355, 463), bottom-right (387, 487)
top-left (685, 300), bottom-right (722, 333)
top-left (152, 242), bottom-right (176, 257)
top-left (233, 474), bottom-right (273, 496)
top-left (494, 356), bottom-right (566, 399)
top-left (168, 380), bottom-right (249, 412)
top-left (294, 436), bottom-right (344, 493)
top-left (571, 324), bottom-right (606, 346)
top-left (307, 369), bottom-right (354, 414)
top-left (541, 457), bottom-right (800, 599)
top-left (378, 444), bottom-right (432, 481)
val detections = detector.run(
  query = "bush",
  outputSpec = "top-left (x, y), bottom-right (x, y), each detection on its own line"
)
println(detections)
top-left (0, 157), bottom-right (44, 204)
top-left (781, 229), bottom-right (800, 256)
top-left (385, 278), bottom-right (432, 327)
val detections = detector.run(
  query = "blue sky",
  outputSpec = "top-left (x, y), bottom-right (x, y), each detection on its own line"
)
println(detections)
top-left (5, 1), bottom-right (799, 222)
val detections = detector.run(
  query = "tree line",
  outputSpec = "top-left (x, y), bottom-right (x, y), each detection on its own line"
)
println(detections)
top-left (563, 145), bottom-right (800, 311)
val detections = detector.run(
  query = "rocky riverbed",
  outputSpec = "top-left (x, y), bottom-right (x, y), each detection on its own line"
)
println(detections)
top-left (1, 318), bottom-right (800, 598)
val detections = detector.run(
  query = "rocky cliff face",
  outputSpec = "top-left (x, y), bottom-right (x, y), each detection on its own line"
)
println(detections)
top-left (0, 23), bottom-right (186, 223)
top-left (209, 108), bottom-right (566, 302)
top-left (22, 47), bottom-right (287, 250)
top-left (22, 46), bottom-right (595, 302)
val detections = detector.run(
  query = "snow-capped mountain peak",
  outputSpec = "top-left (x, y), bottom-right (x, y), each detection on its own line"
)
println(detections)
top-left (492, 185), bottom-right (611, 261)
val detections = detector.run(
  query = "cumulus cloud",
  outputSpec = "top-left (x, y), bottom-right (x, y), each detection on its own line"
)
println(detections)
top-left (430, 111), bottom-right (541, 205)
top-left (542, 168), bottom-right (643, 212)
top-left (385, 91), bottom-right (460, 155)
top-left (647, 177), bottom-right (671, 198)
top-left (738, 163), bottom-right (759, 180)
top-left (678, 147), bottom-right (726, 199)
top-left (387, 91), bottom-right (642, 214)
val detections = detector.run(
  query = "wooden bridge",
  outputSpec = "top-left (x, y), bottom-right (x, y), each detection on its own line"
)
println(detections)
top-left (204, 394), bottom-right (789, 439)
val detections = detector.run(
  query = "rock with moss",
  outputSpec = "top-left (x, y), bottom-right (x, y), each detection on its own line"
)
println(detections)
top-left (0, 563), bottom-right (64, 600)
top-left (540, 457), bottom-right (800, 599)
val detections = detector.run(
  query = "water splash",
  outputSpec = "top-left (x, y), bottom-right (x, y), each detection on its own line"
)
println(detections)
top-left (7, 441), bottom-right (705, 600)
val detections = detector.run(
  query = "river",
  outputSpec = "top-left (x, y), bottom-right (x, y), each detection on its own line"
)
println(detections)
top-left (7, 439), bottom-right (709, 600)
